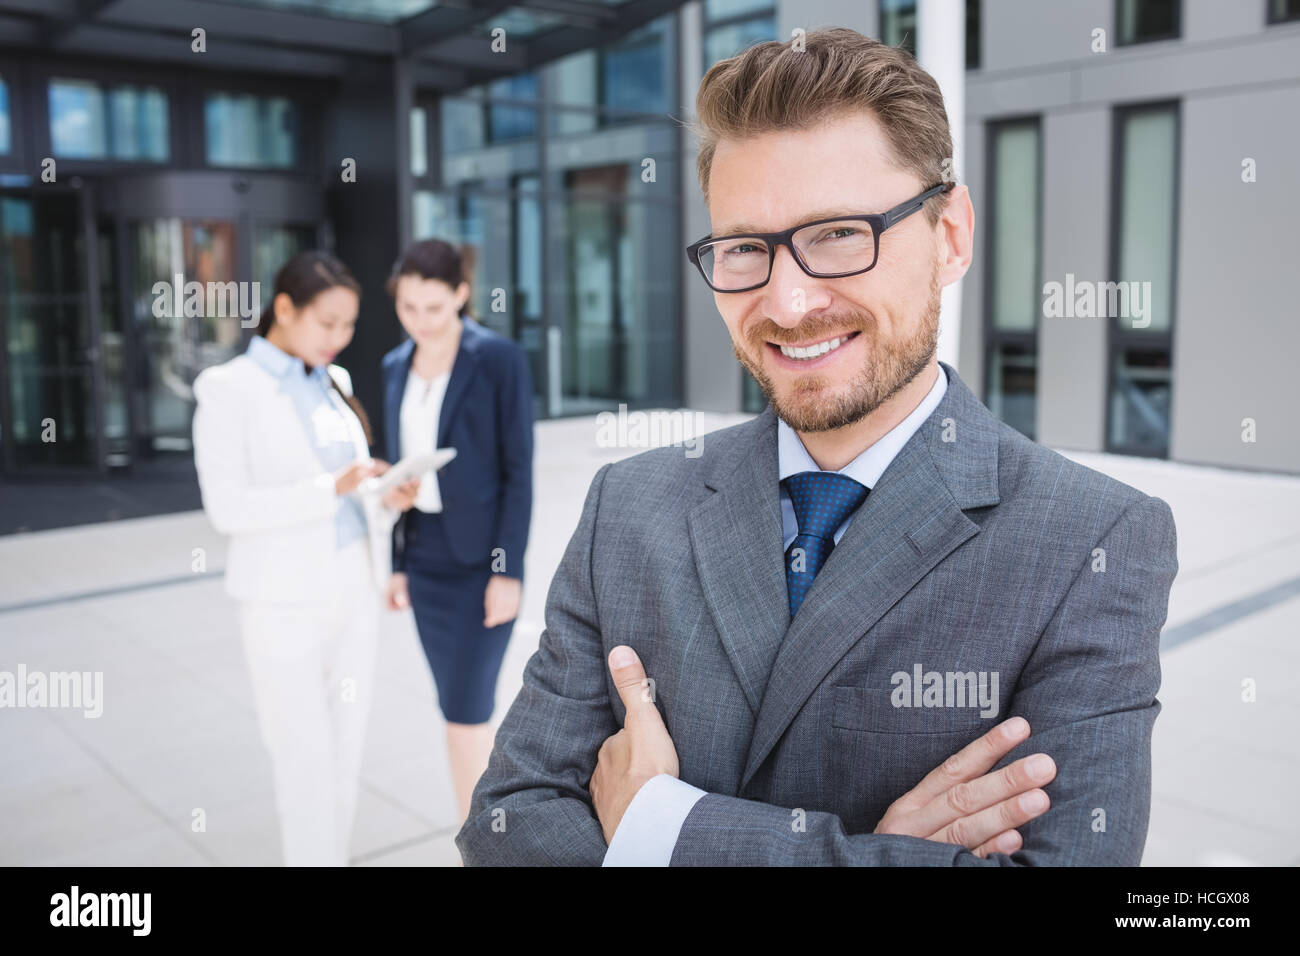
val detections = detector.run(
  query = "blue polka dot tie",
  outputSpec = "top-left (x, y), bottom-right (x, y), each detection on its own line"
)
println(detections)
top-left (783, 471), bottom-right (869, 617)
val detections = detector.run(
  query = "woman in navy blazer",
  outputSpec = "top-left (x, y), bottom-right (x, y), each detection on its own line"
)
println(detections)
top-left (380, 239), bottom-right (534, 824)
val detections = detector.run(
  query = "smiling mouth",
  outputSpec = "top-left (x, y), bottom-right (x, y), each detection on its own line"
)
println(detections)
top-left (771, 331), bottom-right (860, 361)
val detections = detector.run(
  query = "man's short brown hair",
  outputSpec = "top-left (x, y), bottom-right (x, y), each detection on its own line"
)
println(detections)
top-left (691, 27), bottom-right (954, 226)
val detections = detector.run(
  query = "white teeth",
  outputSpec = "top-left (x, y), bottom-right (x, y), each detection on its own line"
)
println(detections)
top-left (778, 335), bottom-right (849, 360)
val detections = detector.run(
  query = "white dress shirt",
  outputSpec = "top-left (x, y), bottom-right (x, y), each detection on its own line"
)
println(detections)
top-left (400, 368), bottom-right (452, 512)
top-left (603, 363), bottom-right (949, 866)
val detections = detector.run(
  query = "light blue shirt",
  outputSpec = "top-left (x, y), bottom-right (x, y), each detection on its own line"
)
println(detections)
top-left (246, 335), bottom-right (367, 549)
top-left (603, 363), bottom-right (949, 865)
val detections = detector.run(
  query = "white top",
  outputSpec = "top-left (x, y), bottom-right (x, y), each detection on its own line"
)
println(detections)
top-left (400, 367), bottom-right (452, 512)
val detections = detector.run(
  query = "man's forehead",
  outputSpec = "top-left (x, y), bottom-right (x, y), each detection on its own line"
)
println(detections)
top-left (707, 118), bottom-right (905, 235)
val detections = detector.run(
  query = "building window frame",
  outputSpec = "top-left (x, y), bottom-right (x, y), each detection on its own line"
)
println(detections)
top-left (1105, 99), bottom-right (1181, 459)
top-left (1115, 0), bottom-right (1182, 47)
top-left (981, 114), bottom-right (1043, 441)
top-left (29, 62), bottom-right (183, 172)
top-left (0, 58), bottom-right (24, 172)
top-left (195, 78), bottom-right (319, 175)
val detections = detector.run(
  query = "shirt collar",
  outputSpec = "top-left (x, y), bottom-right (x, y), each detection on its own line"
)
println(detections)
top-left (247, 334), bottom-right (329, 384)
top-left (777, 363), bottom-right (948, 489)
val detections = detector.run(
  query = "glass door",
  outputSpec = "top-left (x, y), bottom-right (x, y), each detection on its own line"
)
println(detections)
top-left (0, 186), bottom-right (105, 473)
top-left (128, 217), bottom-right (238, 454)
top-left (562, 165), bottom-right (627, 414)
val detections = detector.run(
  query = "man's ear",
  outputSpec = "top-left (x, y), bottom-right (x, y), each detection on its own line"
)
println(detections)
top-left (936, 183), bottom-right (974, 288)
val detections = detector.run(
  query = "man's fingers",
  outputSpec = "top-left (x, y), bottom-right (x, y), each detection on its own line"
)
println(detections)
top-left (972, 828), bottom-right (1022, 859)
top-left (607, 645), bottom-right (657, 726)
top-left (911, 752), bottom-right (1057, 837)
top-left (930, 787), bottom-right (1052, 852)
top-left (902, 717), bottom-right (1031, 807)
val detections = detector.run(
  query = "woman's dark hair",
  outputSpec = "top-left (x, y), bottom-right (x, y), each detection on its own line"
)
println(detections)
top-left (386, 238), bottom-right (476, 319)
top-left (256, 250), bottom-right (373, 447)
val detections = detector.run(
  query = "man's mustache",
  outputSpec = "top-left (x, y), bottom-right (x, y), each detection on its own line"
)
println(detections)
top-left (746, 313), bottom-right (874, 347)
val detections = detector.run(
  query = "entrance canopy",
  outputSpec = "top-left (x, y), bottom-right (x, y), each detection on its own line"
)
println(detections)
top-left (0, 0), bottom-right (683, 92)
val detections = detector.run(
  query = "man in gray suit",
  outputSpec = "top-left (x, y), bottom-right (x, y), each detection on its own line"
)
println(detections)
top-left (456, 27), bottom-right (1178, 866)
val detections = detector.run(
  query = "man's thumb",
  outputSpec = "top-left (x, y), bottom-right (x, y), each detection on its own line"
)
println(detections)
top-left (608, 645), bottom-right (656, 722)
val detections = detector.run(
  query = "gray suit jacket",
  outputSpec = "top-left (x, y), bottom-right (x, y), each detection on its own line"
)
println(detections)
top-left (456, 361), bottom-right (1178, 865)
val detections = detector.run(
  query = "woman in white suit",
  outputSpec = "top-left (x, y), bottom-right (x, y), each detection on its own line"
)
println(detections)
top-left (191, 251), bottom-right (418, 867)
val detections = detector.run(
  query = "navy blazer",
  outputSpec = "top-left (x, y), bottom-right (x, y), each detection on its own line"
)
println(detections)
top-left (382, 315), bottom-right (534, 577)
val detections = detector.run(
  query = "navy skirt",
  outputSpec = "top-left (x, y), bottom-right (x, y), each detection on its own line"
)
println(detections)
top-left (404, 510), bottom-right (515, 725)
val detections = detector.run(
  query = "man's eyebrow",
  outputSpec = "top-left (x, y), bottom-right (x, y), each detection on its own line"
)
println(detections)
top-left (714, 208), bottom-right (873, 236)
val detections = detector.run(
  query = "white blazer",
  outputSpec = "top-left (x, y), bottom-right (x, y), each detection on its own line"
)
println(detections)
top-left (192, 354), bottom-right (398, 603)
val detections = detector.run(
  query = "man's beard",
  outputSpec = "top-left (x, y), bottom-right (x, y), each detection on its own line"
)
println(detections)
top-left (734, 266), bottom-right (942, 433)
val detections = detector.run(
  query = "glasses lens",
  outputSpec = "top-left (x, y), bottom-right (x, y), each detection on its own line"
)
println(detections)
top-left (697, 237), bottom-right (771, 291)
top-left (792, 221), bottom-right (877, 276)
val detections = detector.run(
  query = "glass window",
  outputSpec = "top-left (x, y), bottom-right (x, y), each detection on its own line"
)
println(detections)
top-left (441, 97), bottom-right (485, 156)
top-left (1109, 104), bottom-right (1177, 457)
top-left (0, 77), bottom-right (9, 154)
top-left (880, 0), bottom-right (918, 56)
top-left (989, 122), bottom-right (1040, 333)
top-left (410, 106), bottom-right (428, 177)
top-left (704, 0), bottom-right (772, 21)
top-left (547, 50), bottom-right (598, 108)
top-left (218, 0), bottom-right (435, 22)
top-left (742, 370), bottom-right (766, 413)
top-left (966, 0), bottom-right (981, 69)
top-left (1117, 0), bottom-right (1180, 45)
top-left (1268, 0), bottom-right (1300, 22)
top-left (1116, 106), bottom-right (1177, 333)
top-left (204, 92), bottom-right (297, 168)
top-left (986, 343), bottom-right (1036, 441)
top-left (603, 21), bottom-right (667, 116)
top-left (489, 72), bottom-right (539, 102)
top-left (1109, 349), bottom-right (1171, 455)
top-left (704, 16), bottom-right (776, 67)
top-left (49, 79), bottom-right (169, 161)
top-left (488, 103), bottom-right (537, 143)
top-left (985, 119), bottom-right (1040, 440)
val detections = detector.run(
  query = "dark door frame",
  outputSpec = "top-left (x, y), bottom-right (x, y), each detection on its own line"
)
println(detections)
top-left (0, 178), bottom-right (108, 477)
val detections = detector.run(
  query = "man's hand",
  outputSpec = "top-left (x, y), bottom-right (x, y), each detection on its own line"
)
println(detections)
top-left (874, 716), bottom-right (1057, 857)
top-left (590, 645), bottom-right (680, 844)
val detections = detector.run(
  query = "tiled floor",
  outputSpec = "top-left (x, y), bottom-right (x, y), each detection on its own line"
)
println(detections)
top-left (1, 412), bottom-right (1297, 866)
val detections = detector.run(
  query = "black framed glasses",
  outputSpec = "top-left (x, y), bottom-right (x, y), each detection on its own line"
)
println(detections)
top-left (685, 181), bottom-right (955, 293)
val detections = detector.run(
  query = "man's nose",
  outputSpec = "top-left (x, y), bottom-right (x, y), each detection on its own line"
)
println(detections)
top-left (762, 243), bottom-right (830, 328)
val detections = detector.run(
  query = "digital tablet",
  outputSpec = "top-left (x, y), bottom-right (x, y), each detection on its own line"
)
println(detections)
top-left (357, 448), bottom-right (457, 497)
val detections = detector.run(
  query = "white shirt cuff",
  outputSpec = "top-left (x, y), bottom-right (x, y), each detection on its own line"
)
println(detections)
top-left (601, 774), bottom-right (707, 867)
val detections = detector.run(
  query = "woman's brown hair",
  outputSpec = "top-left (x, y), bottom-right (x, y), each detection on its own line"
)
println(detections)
top-left (386, 238), bottom-right (477, 319)
top-left (256, 250), bottom-right (374, 447)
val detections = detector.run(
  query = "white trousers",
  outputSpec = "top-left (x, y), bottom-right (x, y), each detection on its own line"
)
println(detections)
top-left (238, 538), bottom-right (380, 866)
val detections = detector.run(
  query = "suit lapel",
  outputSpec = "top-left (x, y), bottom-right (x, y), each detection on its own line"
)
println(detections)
top-left (385, 339), bottom-right (414, 464)
top-left (740, 363), bottom-right (1002, 789)
top-left (437, 316), bottom-right (481, 448)
top-left (687, 407), bottom-right (790, 715)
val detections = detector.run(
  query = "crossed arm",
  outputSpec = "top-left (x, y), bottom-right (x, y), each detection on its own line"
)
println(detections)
top-left (455, 465), bottom-right (1178, 866)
